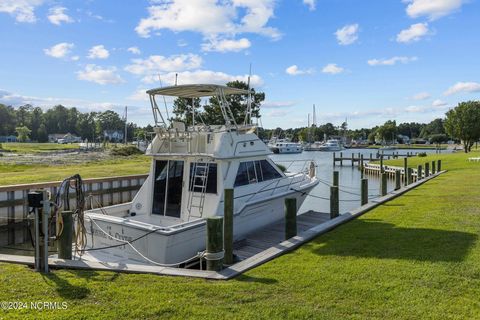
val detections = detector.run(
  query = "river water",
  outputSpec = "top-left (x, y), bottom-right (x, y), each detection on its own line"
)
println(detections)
top-left (270, 148), bottom-right (444, 214)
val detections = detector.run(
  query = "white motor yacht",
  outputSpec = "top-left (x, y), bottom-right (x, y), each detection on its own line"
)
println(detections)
top-left (268, 138), bottom-right (303, 154)
top-left (317, 139), bottom-right (343, 151)
top-left (82, 84), bottom-right (318, 266)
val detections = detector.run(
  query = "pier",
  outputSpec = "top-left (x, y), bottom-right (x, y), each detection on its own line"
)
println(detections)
top-left (333, 151), bottom-right (419, 167)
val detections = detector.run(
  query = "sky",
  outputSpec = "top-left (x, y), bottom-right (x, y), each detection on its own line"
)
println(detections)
top-left (0, 0), bottom-right (479, 129)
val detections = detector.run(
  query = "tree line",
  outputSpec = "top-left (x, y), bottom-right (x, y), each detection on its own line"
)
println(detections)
top-left (0, 104), bottom-right (149, 142)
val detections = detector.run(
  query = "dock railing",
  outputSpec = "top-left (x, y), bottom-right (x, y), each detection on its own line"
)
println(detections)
top-left (0, 174), bottom-right (148, 247)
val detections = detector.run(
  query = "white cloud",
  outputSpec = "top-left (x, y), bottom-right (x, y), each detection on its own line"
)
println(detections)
top-left (303, 0), bottom-right (316, 11)
top-left (322, 63), bottom-right (344, 75)
top-left (432, 99), bottom-right (447, 107)
top-left (43, 42), bottom-right (74, 59)
top-left (77, 64), bottom-right (124, 85)
top-left (444, 82), bottom-right (480, 96)
top-left (87, 45), bottom-right (110, 59)
top-left (285, 65), bottom-right (314, 76)
top-left (368, 56), bottom-right (418, 66)
top-left (47, 7), bottom-right (73, 25)
top-left (177, 39), bottom-right (188, 47)
top-left (201, 37), bottom-right (251, 52)
top-left (0, 0), bottom-right (44, 23)
top-left (141, 70), bottom-right (263, 87)
top-left (412, 92), bottom-right (431, 100)
top-left (127, 47), bottom-right (141, 55)
top-left (267, 110), bottom-right (288, 117)
top-left (397, 23), bottom-right (429, 43)
top-left (125, 54), bottom-right (203, 75)
top-left (404, 0), bottom-right (465, 20)
top-left (135, 0), bottom-right (280, 41)
top-left (127, 88), bottom-right (149, 101)
top-left (335, 24), bottom-right (359, 45)
top-left (262, 101), bottom-right (296, 109)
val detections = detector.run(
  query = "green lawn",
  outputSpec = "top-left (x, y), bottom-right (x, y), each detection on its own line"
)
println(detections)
top-left (0, 155), bottom-right (150, 185)
top-left (1, 151), bottom-right (480, 319)
top-left (367, 144), bottom-right (449, 150)
top-left (0, 143), bottom-right (80, 154)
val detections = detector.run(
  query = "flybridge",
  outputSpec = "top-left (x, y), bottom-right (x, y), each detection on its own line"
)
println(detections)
top-left (146, 84), bottom-right (253, 129)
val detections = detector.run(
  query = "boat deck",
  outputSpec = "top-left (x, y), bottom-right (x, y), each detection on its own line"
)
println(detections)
top-left (233, 210), bottom-right (330, 260)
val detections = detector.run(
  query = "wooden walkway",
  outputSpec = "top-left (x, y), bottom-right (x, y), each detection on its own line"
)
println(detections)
top-left (233, 211), bottom-right (330, 260)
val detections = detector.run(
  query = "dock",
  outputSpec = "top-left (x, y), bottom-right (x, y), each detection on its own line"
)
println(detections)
top-left (233, 211), bottom-right (330, 260)
top-left (333, 151), bottom-right (418, 167)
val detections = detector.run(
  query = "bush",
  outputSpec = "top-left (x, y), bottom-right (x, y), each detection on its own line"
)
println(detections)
top-left (417, 152), bottom-right (427, 157)
top-left (110, 145), bottom-right (144, 156)
top-left (276, 163), bottom-right (287, 172)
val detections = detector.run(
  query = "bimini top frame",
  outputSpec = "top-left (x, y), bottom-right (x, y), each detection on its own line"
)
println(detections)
top-left (147, 84), bottom-right (251, 128)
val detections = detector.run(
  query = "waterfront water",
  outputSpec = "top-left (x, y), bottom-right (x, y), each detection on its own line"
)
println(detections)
top-left (270, 148), bottom-right (445, 214)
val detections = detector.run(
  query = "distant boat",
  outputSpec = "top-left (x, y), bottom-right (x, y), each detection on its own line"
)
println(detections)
top-left (317, 139), bottom-right (343, 151)
top-left (268, 138), bottom-right (303, 154)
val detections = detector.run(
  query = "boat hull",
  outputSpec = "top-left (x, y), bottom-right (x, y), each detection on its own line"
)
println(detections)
top-left (83, 183), bottom-right (316, 265)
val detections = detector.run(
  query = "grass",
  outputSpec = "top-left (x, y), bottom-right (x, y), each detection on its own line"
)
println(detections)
top-left (0, 156), bottom-right (150, 185)
top-left (367, 144), bottom-right (449, 150)
top-left (1, 151), bottom-right (480, 319)
top-left (0, 143), bottom-right (81, 154)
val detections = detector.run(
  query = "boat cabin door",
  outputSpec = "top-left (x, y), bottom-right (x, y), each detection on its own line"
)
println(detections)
top-left (152, 160), bottom-right (184, 218)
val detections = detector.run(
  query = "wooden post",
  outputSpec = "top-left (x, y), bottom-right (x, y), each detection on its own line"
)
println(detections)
top-left (333, 171), bottom-right (339, 187)
top-left (395, 170), bottom-right (401, 190)
top-left (437, 159), bottom-right (442, 172)
top-left (360, 154), bottom-right (364, 178)
top-left (431, 160), bottom-right (436, 174)
top-left (361, 178), bottom-right (368, 205)
top-left (380, 155), bottom-right (384, 173)
top-left (285, 198), bottom-right (297, 240)
top-left (223, 189), bottom-right (234, 265)
top-left (330, 186), bottom-right (339, 219)
top-left (351, 153), bottom-right (355, 167)
top-left (417, 165), bottom-right (423, 180)
top-left (206, 216), bottom-right (224, 271)
top-left (381, 173), bottom-right (387, 196)
top-left (370, 153), bottom-right (373, 161)
top-left (425, 162), bottom-right (430, 177)
top-left (340, 152), bottom-right (343, 166)
top-left (403, 157), bottom-right (408, 186)
top-left (57, 210), bottom-right (73, 260)
top-left (333, 152), bottom-right (336, 166)
top-left (407, 168), bottom-right (413, 185)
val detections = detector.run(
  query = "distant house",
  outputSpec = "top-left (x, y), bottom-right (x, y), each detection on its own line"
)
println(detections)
top-left (0, 135), bottom-right (17, 143)
top-left (104, 130), bottom-right (124, 142)
top-left (48, 133), bottom-right (81, 143)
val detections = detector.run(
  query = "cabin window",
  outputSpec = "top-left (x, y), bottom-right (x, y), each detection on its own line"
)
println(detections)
top-left (234, 160), bottom-right (282, 187)
top-left (152, 160), bottom-right (184, 217)
top-left (189, 163), bottom-right (217, 194)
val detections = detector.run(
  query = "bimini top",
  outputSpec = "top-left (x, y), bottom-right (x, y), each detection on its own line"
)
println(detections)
top-left (146, 84), bottom-right (250, 98)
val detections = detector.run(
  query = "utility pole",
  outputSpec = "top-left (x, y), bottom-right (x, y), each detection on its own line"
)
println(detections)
top-left (124, 106), bottom-right (128, 145)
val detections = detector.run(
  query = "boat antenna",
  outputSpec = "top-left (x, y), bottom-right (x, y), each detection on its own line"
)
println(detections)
top-left (244, 63), bottom-right (252, 125)
top-left (158, 74), bottom-right (170, 122)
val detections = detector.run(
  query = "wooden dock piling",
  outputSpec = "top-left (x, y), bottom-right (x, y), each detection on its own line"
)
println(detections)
top-left (403, 158), bottom-right (408, 186)
top-left (57, 210), bottom-right (73, 260)
top-left (381, 173), bottom-right (387, 196)
top-left (223, 189), bottom-right (234, 265)
top-left (394, 170), bottom-right (401, 190)
top-left (206, 216), bottom-right (224, 271)
top-left (330, 186), bottom-right (339, 219)
top-left (425, 162), bottom-right (430, 177)
top-left (437, 160), bottom-right (442, 172)
top-left (361, 178), bottom-right (368, 205)
top-left (285, 198), bottom-right (297, 240)
top-left (333, 171), bottom-right (339, 187)
top-left (407, 168), bottom-right (413, 185)
top-left (431, 160), bottom-right (436, 174)
top-left (417, 165), bottom-right (423, 180)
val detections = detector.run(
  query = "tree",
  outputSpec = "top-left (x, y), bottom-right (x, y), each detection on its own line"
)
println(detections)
top-left (0, 104), bottom-right (16, 135)
top-left (420, 118), bottom-right (445, 138)
top-left (203, 81), bottom-right (265, 125)
top-left (30, 107), bottom-right (44, 141)
top-left (171, 97), bottom-right (202, 126)
top-left (375, 120), bottom-right (397, 144)
top-left (15, 126), bottom-right (31, 142)
top-left (444, 101), bottom-right (480, 153)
